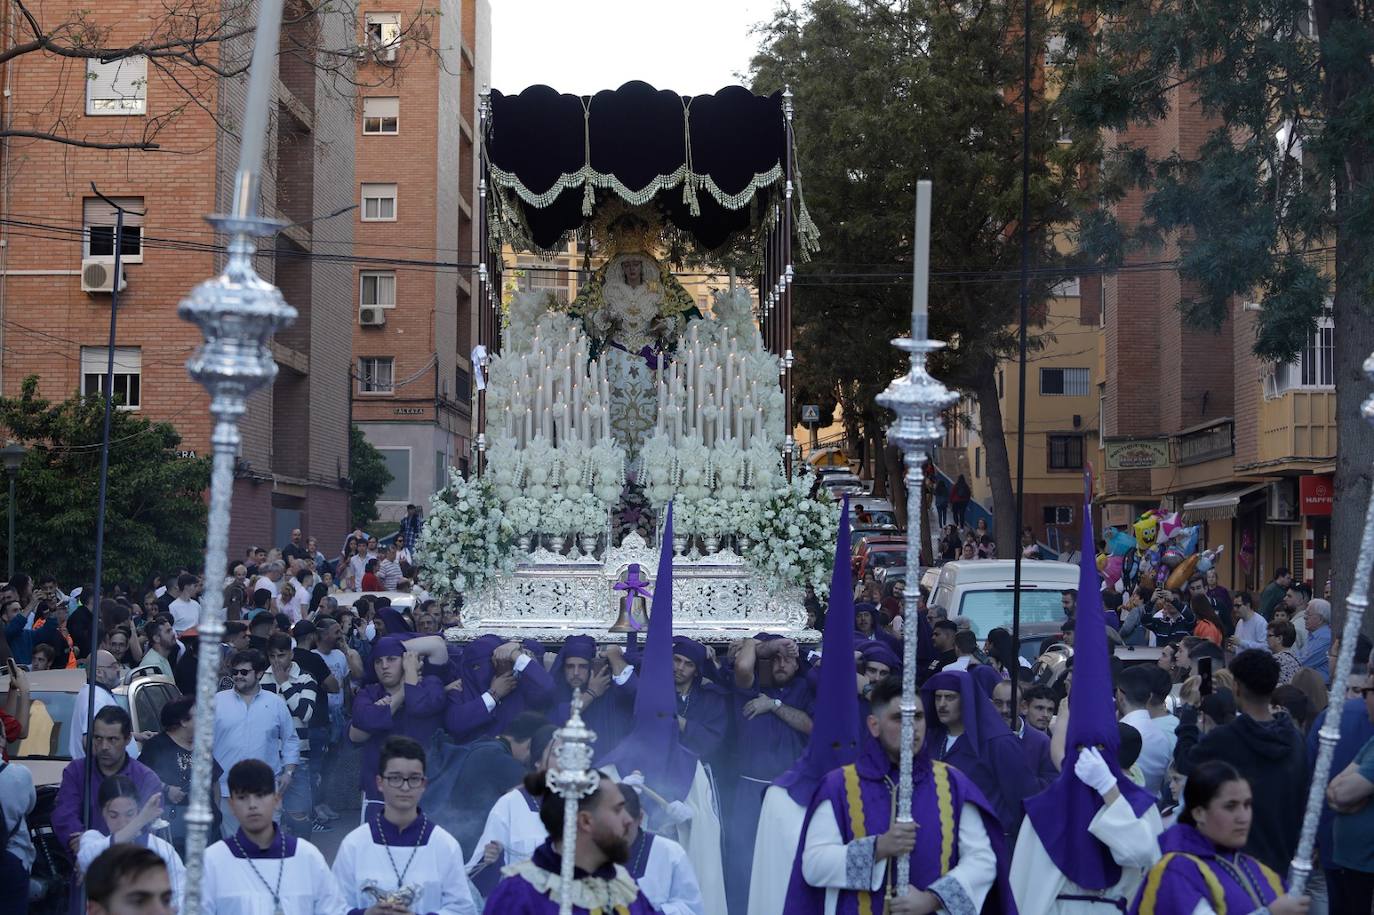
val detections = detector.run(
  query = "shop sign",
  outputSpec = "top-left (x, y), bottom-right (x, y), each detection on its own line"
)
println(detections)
top-left (1299, 474), bottom-right (1334, 516)
top-left (393, 407), bottom-right (425, 416)
top-left (1105, 438), bottom-right (1170, 471)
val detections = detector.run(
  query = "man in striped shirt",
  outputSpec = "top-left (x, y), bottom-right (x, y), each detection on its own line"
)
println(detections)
top-left (263, 634), bottom-right (320, 837)
top-left (377, 542), bottom-right (404, 591)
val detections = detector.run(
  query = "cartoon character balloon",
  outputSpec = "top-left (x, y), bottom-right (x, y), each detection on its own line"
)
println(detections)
top-left (1133, 511), bottom-right (1161, 552)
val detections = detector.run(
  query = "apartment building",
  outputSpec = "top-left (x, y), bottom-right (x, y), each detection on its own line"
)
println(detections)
top-left (0, 3), bottom-right (357, 558)
top-left (351, 0), bottom-right (492, 522)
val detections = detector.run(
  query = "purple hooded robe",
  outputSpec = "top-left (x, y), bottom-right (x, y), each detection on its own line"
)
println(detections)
top-left (1128, 823), bottom-right (1285, 915)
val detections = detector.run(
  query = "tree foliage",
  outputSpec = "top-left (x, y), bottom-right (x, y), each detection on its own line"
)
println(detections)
top-left (349, 425), bottom-right (392, 531)
top-left (1056, 0), bottom-right (1374, 625)
top-left (0, 376), bottom-right (210, 588)
top-left (750, 0), bottom-right (1095, 550)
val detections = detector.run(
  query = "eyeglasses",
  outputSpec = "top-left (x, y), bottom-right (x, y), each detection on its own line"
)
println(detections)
top-left (380, 773), bottom-right (426, 789)
top-left (231, 668), bottom-right (256, 677)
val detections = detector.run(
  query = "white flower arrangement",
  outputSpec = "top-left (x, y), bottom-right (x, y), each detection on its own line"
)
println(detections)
top-left (740, 476), bottom-right (840, 598)
top-left (572, 493), bottom-right (608, 534)
top-left (691, 499), bottom-right (733, 537)
top-left (415, 471), bottom-right (516, 604)
top-left (639, 432), bottom-right (678, 507)
top-left (504, 496), bottom-right (542, 537)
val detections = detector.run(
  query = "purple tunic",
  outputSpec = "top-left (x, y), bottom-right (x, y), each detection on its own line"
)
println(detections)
top-left (1018, 720), bottom-right (1058, 789)
top-left (1129, 823), bottom-right (1285, 914)
top-left (52, 754), bottom-right (164, 849)
top-left (784, 738), bottom-right (1016, 915)
top-left (447, 636), bottom-right (554, 743)
top-left (481, 840), bottom-right (659, 915)
top-left (352, 676), bottom-right (446, 799)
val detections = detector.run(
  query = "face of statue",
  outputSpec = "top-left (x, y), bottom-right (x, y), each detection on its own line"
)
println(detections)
top-left (622, 258), bottom-right (643, 287)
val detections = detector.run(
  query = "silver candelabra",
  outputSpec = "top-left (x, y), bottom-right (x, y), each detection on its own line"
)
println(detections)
top-left (1287, 349), bottom-right (1374, 895)
top-left (875, 180), bottom-right (955, 895)
top-left (547, 689), bottom-right (600, 915)
top-left (176, 2), bottom-right (292, 912)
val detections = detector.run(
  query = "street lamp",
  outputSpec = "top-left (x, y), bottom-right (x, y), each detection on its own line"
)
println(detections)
top-left (1, 442), bottom-right (26, 582)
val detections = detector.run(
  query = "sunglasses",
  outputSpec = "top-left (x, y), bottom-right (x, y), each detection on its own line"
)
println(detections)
top-left (231, 668), bottom-right (256, 676)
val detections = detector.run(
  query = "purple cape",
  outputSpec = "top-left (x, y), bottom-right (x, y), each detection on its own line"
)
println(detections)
top-left (1024, 472), bottom-right (1156, 889)
top-left (775, 499), bottom-right (861, 806)
top-left (783, 737), bottom-right (1017, 915)
top-left (1129, 823), bottom-right (1285, 914)
top-left (480, 840), bottom-right (658, 915)
top-left (602, 503), bottom-right (699, 800)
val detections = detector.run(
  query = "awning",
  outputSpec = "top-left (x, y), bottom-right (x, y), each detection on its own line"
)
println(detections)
top-left (1181, 483), bottom-right (1269, 523)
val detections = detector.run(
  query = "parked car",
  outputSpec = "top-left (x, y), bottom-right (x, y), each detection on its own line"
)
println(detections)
top-left (853, 534), bottom-right (906, 571)
top-left (850, 526), bottom-right (899, 555)
top-left (821, 475), bottom-right (867, 499)
top-left (852, 497), bottom-right (899, 528)
top-left (0, 668), bottom-right (181, 788)
top-left (333, 590), bottom-right (418, 614)
top-left (923, 559), bottom-right (1080, 638)
top-left (855, 541), bottom-right (909, 579)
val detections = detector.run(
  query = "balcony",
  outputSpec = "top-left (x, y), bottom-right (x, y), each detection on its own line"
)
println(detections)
top-left (1258, 389), bottom-right (1336, 466)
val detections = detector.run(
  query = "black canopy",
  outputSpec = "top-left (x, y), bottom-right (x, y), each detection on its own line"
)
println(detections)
top-left (486, 81), bottom-right (814, 252)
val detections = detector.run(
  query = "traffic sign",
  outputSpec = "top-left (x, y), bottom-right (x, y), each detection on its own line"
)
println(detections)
top-left (801, 404), bottom-right (821, 424)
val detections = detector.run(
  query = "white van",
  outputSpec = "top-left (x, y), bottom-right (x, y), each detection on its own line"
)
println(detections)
top-left (921, 560), bottom-right (1080, 636)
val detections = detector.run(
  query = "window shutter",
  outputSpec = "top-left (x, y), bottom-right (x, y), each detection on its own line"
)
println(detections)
top-left (86, 57), bottom-right (147, 114)
top-left (81, 346), bottom-right (142, 375)
top-left (83, 197), bottom-right (144, 228)
top-left (363, 97), bottom-right (399, 119)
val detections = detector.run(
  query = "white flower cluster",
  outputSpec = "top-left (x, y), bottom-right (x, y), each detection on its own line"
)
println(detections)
top-left (537, 492), bottom-right (607, 536)
top-left (639, 436), bottom-right (785, 511)
top-left (487, 434), bottom-right (625, 513)
top-left (415, 471), bottom-right (516, 603)
top-left (739, 476), bottom-right (840, 598)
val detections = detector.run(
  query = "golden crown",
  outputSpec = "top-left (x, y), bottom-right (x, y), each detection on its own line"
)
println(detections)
top-left (589, 200), bottom-right (665, 260)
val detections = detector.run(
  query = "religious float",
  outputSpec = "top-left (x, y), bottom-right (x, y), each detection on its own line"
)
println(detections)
top-left (414, 81), bottom-right (833, 643)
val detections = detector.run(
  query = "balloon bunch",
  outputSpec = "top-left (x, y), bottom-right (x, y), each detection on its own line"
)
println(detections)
top-left (1097, 508), bottom-right (1226, 592)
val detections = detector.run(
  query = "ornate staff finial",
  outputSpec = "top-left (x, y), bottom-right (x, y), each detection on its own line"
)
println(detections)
top-left (874, 181), bottom-right (954, 896)
top-left (547, 689), bottom-right (600, 915)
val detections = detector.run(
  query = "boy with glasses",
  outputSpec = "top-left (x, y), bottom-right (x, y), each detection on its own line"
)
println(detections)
top-left (332, 736), bottom-right (477, 915)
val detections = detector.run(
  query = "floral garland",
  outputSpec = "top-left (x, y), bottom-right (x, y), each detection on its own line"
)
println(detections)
top-left (415, 472), bottom-right (516, 603)
top-left (740, 476), bottom-right (841, 598)
top-left (568, 256), bottom-right (701, 355)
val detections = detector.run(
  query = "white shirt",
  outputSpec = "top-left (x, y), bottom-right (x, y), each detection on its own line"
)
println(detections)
top-left (315, 649), bottom-right (349, 711)
top-left (0, 761), bottom-right (35, 871)
top-left (201, 835), bottom-right (345, 915)
top-left (636, 832), bottom-right (705, 915)
top-left (464, 787), bottom-right (547, 874)
top-left (331, 818), bottom-right (477, 915)
top-left (1009, 793), bottom-right (1164, 913)
top-left (1121, 708), bottom-right (1170, 798)
top-left (69, 684), bottom-right (140, 760)
top-left (79, 831), bottom-right (186, 911)
top-left (748, 785), bottom-right (807, 915)
top-left (801, 796), bottom-right (996, 915)
top-left (1232, 612), bottom-right (1269, 651)
top-left (253, 576), bottom-right (281, 602)
top-left (168, 597), bottom-right (202, 634)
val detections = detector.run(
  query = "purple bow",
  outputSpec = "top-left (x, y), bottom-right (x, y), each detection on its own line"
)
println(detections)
top-left (613, 563), bottom-right (654, 630)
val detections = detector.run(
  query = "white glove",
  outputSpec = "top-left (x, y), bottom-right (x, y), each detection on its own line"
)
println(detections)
top-left (1074, 746), bottom-right (1118, 797)
top-left (664, 801), bottom-right (694, 826)
top-left (620, 772), bottom-right (646, 789)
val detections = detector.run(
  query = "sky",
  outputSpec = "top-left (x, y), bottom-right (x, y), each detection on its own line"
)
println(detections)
top-left (490, 0), bottom-right (782, 96)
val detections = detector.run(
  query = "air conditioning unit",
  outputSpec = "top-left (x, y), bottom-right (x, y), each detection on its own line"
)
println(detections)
top-left (359, 307), bottom-right (386, 326)
top-left (81, 258), bottom-right (127, 294)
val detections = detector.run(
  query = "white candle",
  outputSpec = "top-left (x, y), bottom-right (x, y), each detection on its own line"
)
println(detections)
top-left (524, 408), bottom-right (533, 444)
top-left (725, 387), bottom-right (733, 439)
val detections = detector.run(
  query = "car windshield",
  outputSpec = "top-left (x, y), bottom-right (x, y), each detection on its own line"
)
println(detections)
top-left (957, 590), bottom-right (1066, 637)
top-left (868, 550), bottom-right (906, 569)
top-left (6, 690), bottom-right (130, 760)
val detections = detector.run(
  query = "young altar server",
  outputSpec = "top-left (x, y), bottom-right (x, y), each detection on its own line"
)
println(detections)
top-left (621, 784), bottom-right (704, 915)
top-left (785, 674), bottom-right (1017, 914)
top-left (201, 759), bottom-right (346, 915)
top-left (749, 499), bottom-right (861, 915)
top-left (480, 770), bottom-right (657, 914)
top-left (602, 504), bottom-right (728, 915)
top-left (1012, 474), bottom-right (1164, 913)
top-left (332, 735), bottom-right (478, 915)
top-left (921, 667), bottom-right (1038, 835)
top-left (464, 726), bottom-right (560, 895)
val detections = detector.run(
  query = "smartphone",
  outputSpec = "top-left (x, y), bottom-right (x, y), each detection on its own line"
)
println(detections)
top-left (5, 657), bottom-right (18, 681)
top-left (1199, 657), bottom-right (1213, 697)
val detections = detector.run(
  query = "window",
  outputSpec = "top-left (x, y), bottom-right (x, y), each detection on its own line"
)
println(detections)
top-left (361, 183), bottom-right (397, 221)
top-left (1039, 367), bottom-right (1090, 396)
top-left (80, 346), bottom-right (141, 410)
top-left (1268, 316), bottom-right (1334, 395)
top-left (83, 197), bottom-right (144, 262)
top-left (360, 271), bottom-right (397, 308)
top-left (454, 367), bottom-right (471, 405)
top-left (974, 447), bottom-right (982, 478)
top-left (1047, 434), bottom-right (1085, 470)
top-left (365, 13), bottom-right (401, 61)
top-left (363, 97), bottom-right (399, 134)
top-left (86, 56), bottom-right (147, 115)
top-left (358, 357), bottom-right (394, 394)
top-left (435, 451), bottom-right (448, 492)
top-left (1051, 277), bottom-right (1081, 297)
top-left (377, 448), bottom-right (410, 502)
top-left (516, 256), bottom-right (570, 304)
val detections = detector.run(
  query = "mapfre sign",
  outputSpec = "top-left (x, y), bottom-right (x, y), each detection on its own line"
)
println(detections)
top-left (1299, 474), bottom-right (1334, 516)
